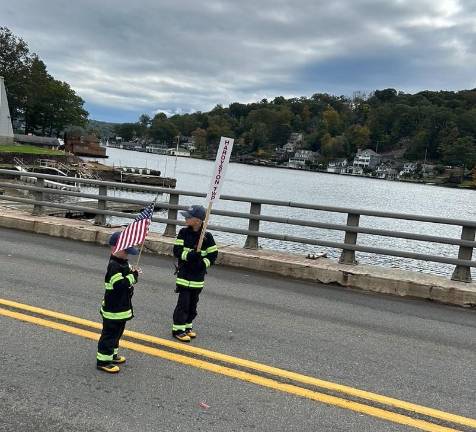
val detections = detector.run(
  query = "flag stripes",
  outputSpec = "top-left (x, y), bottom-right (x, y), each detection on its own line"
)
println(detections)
top-left (112, 202), bottom-right (154, 254)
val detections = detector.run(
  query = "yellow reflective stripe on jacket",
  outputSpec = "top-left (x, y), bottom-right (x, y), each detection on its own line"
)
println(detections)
top-left (96, 352), bottom-right (113, 361)
top-left (104, 282), bottom-right (113, 291)
top-left (126, 273), bottom-right (136, 284)
top-left (203, 258), bottom-right (211, 268)
top-left (176, 278), bottom-right (205, 288)
top-left (100, 308), bottom-right (133, 320)
top-left (201, 245), bottom-right (218, 256)
top-left (174, 239), bottom-right (184, 245)
top-left (109, 273), bottom-right (124, 285)
top-left (181, 247), bottom-right (192, 261)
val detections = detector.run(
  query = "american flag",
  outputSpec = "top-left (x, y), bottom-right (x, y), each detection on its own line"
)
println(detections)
top-left (112, 202), bottom-right (155, 254)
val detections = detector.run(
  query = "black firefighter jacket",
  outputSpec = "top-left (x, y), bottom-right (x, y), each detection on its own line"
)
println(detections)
top-left (173, 226), bottom-right (218, 289)
top-left (100, 255), bottom-right (138, 320)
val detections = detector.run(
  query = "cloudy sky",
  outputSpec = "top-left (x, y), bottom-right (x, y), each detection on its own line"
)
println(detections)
top-left (3, 0), bottom-right (476, 122)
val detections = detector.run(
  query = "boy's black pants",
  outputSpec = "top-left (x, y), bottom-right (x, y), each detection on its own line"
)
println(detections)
top-left (173, 288), bottom-right (202, 331)
top-left (97, 319), bottom-right (126, 365)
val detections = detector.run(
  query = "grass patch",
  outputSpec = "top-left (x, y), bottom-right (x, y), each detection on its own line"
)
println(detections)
top-left (0, 144), bottom-right (66, 156)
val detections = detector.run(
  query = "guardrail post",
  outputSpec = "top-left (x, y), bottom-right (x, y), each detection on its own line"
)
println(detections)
top-left (451, 226), bottom-right (474, 283)
top-left (244, 202), bottom-right (261, 249)
top-left (339, 213), bottom-right (360, 264)
top-left (94, 185), bottom-right (108, 226)
top-left (32, 178), bottom-right (45, 216)
top-left (164, 193), bottom-right (179, 237)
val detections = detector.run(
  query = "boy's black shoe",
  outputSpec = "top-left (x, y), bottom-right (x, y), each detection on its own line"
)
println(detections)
top-left (172, 331), bottom-right (191, 342)
top-left (112, 355), bottom-right (126, 364)
top-left (97, 363), bottom-right (120, 373)
top-left (185, 328), bottom-right (197, 338)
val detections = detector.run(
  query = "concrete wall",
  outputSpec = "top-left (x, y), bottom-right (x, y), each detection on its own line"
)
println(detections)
top-left (0, 208), bottom-right (475, 307)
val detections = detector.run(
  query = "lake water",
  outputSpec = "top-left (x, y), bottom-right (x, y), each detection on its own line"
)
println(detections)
top-left (92, 147), bottom-right (475, 277)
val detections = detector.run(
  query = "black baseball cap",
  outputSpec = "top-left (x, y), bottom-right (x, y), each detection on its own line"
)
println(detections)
top-left (180, 205), bottom-right (206, 221)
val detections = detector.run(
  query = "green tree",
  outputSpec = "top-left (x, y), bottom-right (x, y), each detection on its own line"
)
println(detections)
top-left (439, 136), bottom-right (476, 168)
top-left (344, 125), bottom-right (370, 154)
top-left (0, 27), bottom-right (30, 124)
top-left (0, 27), bottom-right (87, 135)
top-left (150, 113), bottom-right (178, 144)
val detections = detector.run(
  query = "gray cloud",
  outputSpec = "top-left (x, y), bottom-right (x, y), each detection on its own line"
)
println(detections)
top-left (3, 0), bottom-right (476, 121)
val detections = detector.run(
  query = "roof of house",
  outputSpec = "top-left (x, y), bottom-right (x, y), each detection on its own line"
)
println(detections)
top-left (357, 149), bottom-right (380, 156)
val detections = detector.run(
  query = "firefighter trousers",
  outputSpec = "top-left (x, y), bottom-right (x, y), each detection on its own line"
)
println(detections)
top-left (97, 318), bottom-right (126, 365)
top-left (173, 288), bottom-right (202, 332)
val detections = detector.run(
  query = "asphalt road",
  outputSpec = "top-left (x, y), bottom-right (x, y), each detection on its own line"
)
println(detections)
top-left (0, 227), bottom-right (475, 431)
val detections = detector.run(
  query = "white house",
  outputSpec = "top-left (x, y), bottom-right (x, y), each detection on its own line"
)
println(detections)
top-left (352, 149), bottom-right (381, 170)
top-left (287, 150), bottom-right (318, 169)
top-left (327, 159), bottom-right (348, 174)
top-left (0, 76), bottom-right (14, 145)
top-left (376, 165), bottom-right (398, 180)
top-left (283, 132), bottom-right (304, 153)
top-left (399, 162), bottom-right (417, 177)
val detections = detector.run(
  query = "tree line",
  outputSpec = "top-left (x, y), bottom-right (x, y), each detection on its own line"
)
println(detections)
top-left (0, 27), bottom-right (88, 136)
top-left (114, 88), bottom-right (476, 169)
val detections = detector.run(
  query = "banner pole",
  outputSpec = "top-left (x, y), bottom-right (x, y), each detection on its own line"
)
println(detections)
top-left (197, 201), bottom-right (212, 251)
top-left (197, 136), bottom-right (234, 252)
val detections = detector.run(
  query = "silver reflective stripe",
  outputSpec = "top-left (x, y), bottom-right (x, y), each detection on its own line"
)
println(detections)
top-left (203, 258), bottom-right (211, 268)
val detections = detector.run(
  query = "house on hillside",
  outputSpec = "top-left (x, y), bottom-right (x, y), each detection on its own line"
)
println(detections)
top-left (399, 162), bottom-right (417, 177)
top-left (352, 149), bottom-right (381, 174)
top-left (283, 132), bottom-right (304, 153)
top-left (376, 164), bottom-right (398, 180)
top-left (327, 159), bottom-right (348, 174)
top-left (287, 150), bottom-right (318, 169)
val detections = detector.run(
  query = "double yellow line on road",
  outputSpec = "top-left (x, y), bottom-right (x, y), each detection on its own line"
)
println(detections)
top-left (0, 297), bottom-right (474, 432)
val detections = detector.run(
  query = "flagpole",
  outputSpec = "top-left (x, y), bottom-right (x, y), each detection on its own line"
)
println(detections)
top-left (135, 192), bottom-right (160, 268)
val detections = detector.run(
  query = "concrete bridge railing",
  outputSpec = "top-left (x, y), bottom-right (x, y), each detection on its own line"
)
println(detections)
top-left (0, 169), bottom-right (475, 283)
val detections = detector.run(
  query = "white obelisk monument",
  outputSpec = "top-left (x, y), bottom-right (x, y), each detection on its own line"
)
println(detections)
top-left (0, 76), bottom-right (14, 145)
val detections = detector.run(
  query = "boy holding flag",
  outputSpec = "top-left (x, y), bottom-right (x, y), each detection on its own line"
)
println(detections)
top-left (96, 202), bottom-right (154, 373)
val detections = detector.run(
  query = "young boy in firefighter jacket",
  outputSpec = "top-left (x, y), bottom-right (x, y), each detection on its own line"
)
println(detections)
top-left (172, 205), bottom-right (218, 342)
top-left (96, 231), bottom-right (141, 373)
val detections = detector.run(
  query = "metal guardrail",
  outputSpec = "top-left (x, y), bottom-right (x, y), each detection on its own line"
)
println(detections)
top-left (0, 169), bottom-right (475, 282)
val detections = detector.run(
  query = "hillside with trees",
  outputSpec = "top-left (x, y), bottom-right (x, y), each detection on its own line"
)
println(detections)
top-left (117, 89), bottom-right (476, 169)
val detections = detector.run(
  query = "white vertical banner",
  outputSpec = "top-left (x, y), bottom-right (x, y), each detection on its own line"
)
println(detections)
top-left (197, 136), bottom-right (234, 251)
top-left (206, 136), bottom-right (234, 203)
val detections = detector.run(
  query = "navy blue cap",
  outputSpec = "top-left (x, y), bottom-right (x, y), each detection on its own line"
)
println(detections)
top-left (180, 205), bottom-right (206, 221)
top-left (109, 231), bottom-right (139, 255)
